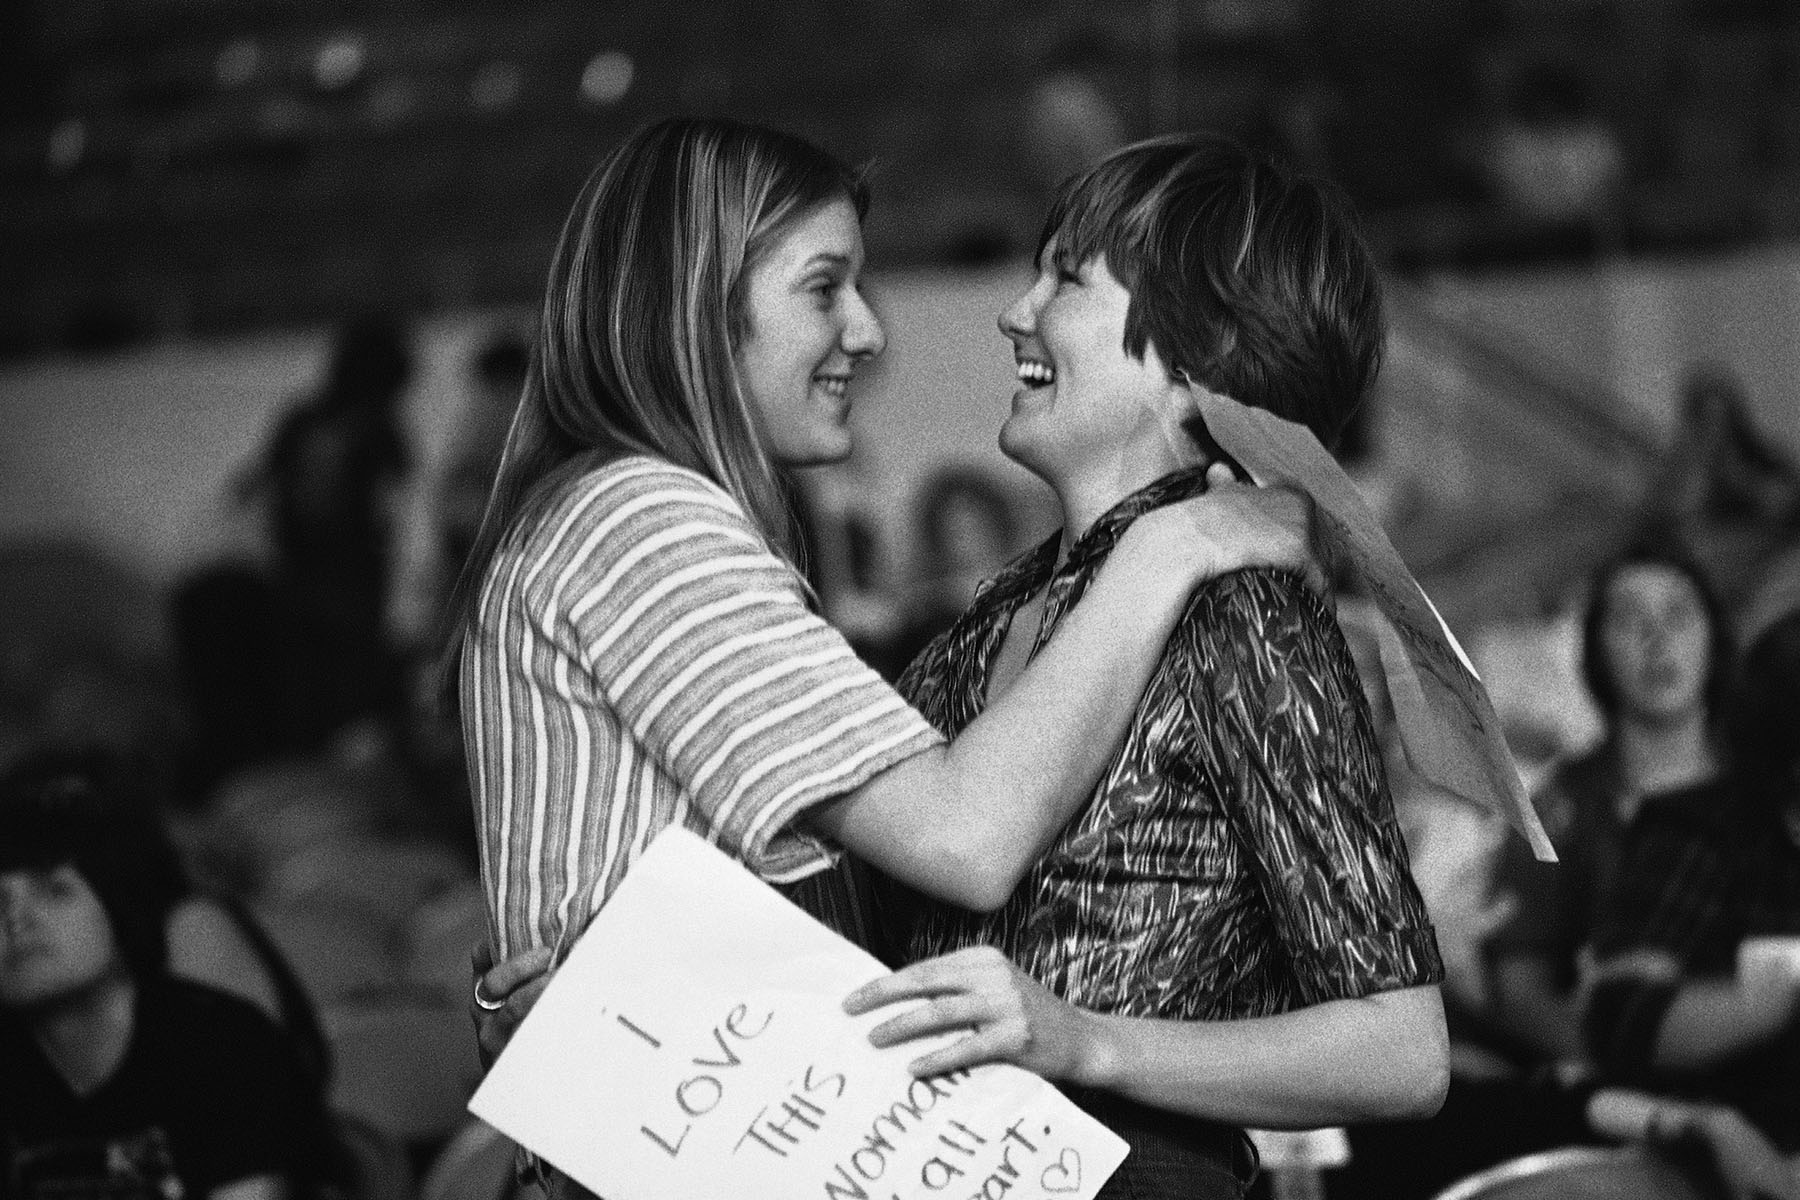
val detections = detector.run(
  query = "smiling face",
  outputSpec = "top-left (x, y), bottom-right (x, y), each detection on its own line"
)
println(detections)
top-left (1598, 564), bottom-right (1714, 724)
top-left (0, 864), bottom-right (123, 1010)
top-left (996, 244), bottom-right (1190, 506)
top-left (735, 198), bottom-right (885, 467)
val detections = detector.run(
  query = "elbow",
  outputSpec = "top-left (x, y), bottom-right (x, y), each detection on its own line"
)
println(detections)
top-left (942, 860), bottom-right (1024, 914)
top-left (1364, 987), bottom-right (1451, 1122)
top-left (1391, 1048), bottom-right (1451, 1121)
top-left (933, 842), bottom-right (1030, 913)
top-left (1352, 1042), bottom-right (1448, 1123)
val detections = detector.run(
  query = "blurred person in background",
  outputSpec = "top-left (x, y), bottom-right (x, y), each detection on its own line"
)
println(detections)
top-left (0, 751), bottom-right (332, 1200)
top-left (173, 315), bottom-right (417, 797)
top-left (0, 746), bottom-right (333, 1103)
top-left (242, 313), bottom-right (414, 753)
top-left (1330, 575), bottom-right (1791, 1200)
top-left (1482, 544), bottom-right (1730, 1071)
top-left (444, 113), bottom-right (1317, 1147)
top-left (1665, 362), bottom-right (1800, 531)
top-left (1482, 61), bottom-right (1624, 234)
top-left (438, 329), bottom-right (531, 586)
top-left (1583, 604), bottom-right (1800, 1160)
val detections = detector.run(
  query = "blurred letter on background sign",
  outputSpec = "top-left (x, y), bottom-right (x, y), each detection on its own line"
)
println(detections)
top-left (471, 827), bottom-right (1129, 1200)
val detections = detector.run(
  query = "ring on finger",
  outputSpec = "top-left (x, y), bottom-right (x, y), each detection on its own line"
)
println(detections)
top-left (473, 980), bottom-right (506, 1012)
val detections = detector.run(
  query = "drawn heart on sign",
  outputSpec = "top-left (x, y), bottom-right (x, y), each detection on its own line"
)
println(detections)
top-left (1040, 1148), bottom-right (1083, 1193)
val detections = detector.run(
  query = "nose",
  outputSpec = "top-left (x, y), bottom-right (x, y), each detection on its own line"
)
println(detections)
top-left (843, 289), bottom-right (885, 361)
top-left (998, 274), bottom-right (1048, 343)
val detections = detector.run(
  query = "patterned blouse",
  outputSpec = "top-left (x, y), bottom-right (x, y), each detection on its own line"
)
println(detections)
top-left (893, 468), bottom-right (1443, 1020)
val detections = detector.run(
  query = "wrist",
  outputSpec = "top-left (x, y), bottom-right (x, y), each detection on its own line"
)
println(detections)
top-left (1069, 1010), bottom-right (1125, 1093)
top-left (1108, 526), bottom-right (1203, 608)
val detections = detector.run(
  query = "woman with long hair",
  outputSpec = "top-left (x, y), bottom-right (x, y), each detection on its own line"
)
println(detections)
top-left (445, 117), bottom-right (1310, 977)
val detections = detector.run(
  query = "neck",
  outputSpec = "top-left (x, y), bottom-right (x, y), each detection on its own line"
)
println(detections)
top-left (1051, 461), bottom-right (1183, 563)
top-left (30, 969), bottom-right (137, 1097)
top-left (1613, 714), bottom-right (1716, 816)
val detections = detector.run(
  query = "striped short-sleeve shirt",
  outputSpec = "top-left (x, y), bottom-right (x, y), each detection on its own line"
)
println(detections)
top-left (460, 455), bottom-right (944, 960)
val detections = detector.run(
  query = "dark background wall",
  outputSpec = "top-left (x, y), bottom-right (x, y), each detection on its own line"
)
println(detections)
top-left (4, 0), bottom-right (1799, 358)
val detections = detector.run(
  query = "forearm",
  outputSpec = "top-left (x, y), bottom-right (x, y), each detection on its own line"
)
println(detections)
top-left (1072, 985), bottom-right (1449, 1129)
top-left (1653, 979), bottom-right (1794, 1069)
top-left (813, 537), bottom-right (1200, 908)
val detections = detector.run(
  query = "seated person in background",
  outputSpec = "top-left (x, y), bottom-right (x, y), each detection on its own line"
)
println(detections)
top-left (0, 753), bottom-right (330, 1200)
top-left (8, 745), bottom-right (333, 1097)
top-left (1585, 606), bottom-right (1800, 1157)
top-left (1485, 546), bottom-right (1729, 1071)
top-left (1328, 586), bottom-right (1791, 1200)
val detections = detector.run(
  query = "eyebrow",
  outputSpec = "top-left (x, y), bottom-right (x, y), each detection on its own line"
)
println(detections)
top-left (799, 253), bottom-right (852, 272)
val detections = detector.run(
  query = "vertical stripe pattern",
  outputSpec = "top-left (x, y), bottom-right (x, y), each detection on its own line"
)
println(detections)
top-left (461, 456), bottom-right (943, 960)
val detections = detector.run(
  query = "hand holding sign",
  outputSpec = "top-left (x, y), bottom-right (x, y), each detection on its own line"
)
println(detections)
top-left (470, 828), bottom-right (1128, 1200)
top-left (847, 946), bottom-right (1096, 1083)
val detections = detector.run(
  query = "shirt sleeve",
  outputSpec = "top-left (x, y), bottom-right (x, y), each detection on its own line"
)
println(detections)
top-left (549, 462), bottom-right (944, 877)
top-left (1185, 569), bottom-right (1444, 1004)
top-left (1582, 807), bottom-right (1734, 1075)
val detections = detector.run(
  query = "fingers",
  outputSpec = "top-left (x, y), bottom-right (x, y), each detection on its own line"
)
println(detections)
top-left (473, 969), bottom-right (554, 1069)
top-left (842, 946), bottom-right (1009, 1016)
top-left (482, 944), bottom-right (555, 1002)
top-left (904, 1021), bottom-right (1029, 1079)
top-left (840, 948), bottom-right (1059, 1079)
top-left (469, 944), bottom-right (555, 1071)
top-left (866, 992), bottom-right (992, 1048)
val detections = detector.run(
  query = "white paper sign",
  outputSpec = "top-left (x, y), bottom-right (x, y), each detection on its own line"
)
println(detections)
top-left (1195, 387), bottom-right (1555, 862)
top-left (470, 827), bottom-right (1130, 1200)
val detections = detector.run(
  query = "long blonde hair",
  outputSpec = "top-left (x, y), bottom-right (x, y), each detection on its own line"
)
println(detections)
top-left (443, 118), bottom-right (868, 673)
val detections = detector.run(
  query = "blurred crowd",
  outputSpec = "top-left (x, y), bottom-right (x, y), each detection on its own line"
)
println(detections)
top-left (4, 307), bottom-right (1800, 1200)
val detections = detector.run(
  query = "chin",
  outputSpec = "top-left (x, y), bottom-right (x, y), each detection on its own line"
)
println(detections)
top-left (809, 435), bottom-right (855, 465)
top-left (996, 421), bottom-right (1050, 477)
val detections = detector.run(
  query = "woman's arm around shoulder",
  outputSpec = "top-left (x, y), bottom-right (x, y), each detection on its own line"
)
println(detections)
top-left (810, 475), bottom-right (1320, 910)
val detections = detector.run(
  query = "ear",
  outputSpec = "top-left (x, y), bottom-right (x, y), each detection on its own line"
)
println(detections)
top-left (1161, 377), bottom-right (1228, 469)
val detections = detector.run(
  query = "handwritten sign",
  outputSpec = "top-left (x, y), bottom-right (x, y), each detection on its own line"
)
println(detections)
top-left (470, 828), bottom-right (1129, 1200)
top-left (1194, 386), bottom-right (1555, 862)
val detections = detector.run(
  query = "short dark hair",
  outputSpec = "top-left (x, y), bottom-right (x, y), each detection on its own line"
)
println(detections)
top-left (1038, 132), bottom-right (1385, 448)
top-left (0, 748), bottom-right (181, 980)
top-left (1578, 544), bottom-right (1731, 724)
